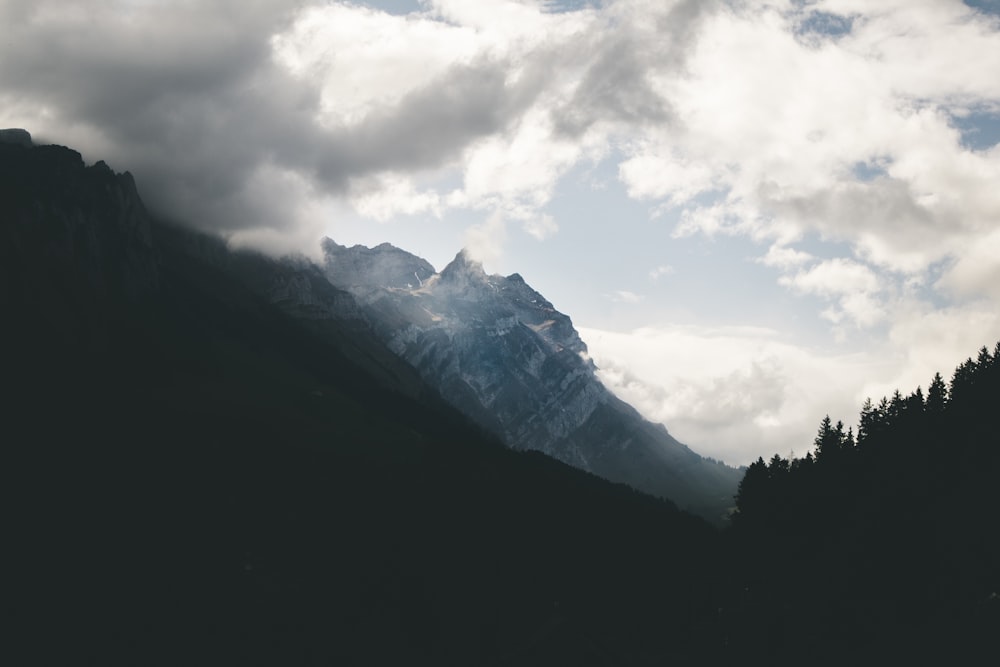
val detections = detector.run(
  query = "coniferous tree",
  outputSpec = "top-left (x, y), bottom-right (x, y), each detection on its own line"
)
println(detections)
top-left (950, 357), bottom-right (975, 403)
top-left (814, 415), bottom-right (838, 460)
top-left (877, 396), bottom-right (889, 418)
top-left (887, 390), bottom-right (904, 426)
top-left (732, 457), bottom-right (769, 526)
top-left (858, 397), bottom-right (874, 445)
top-left (926, 372), bottom-right (947, 416)
top-left (768, 454), bottom-right (790, 481)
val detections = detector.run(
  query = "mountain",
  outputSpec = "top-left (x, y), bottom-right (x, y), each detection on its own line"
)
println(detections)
top-left (9, 128), bottom-right (990, 663)
top-left (2, 130), bottom-right (730, 665)
top-left (322, 240), bottom-right (742, 521)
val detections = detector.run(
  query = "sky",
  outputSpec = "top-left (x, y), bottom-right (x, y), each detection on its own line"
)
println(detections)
top-left (3, 0), bottom-right (1000, 465)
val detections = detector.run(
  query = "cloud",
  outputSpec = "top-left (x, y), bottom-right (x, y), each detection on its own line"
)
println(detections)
top-left (878, 299), bottom-right (1000, 398)
top-left (0, 1), bottom-right (311, 231)
top-left (521, 213), bottom-right (559, 240)
top-left (464, 210), bottom-right (508, 267)
top-left (0, 0), bottom-right (713, 251)
top-left (936, 228), bottom-right (1000, 300)
top-left (779, 258), bottom-right (879, 298)
top-left (649, 264), bottom-right (675, 280)
top-left (3, 0), bottom-right (998, 267)
top-left (758, 244), bottom-right (813, 269)
top-left (580, 307), bottom-right (1000, 465)
top-left (611, 290), bottom-right (644, 304)
top-left (580, 324), bottom-right (880, 465)
top-left (549, 28), bottom-right (672, 138)
top-left (4, 0), bottom-right (1000, 465)
top-left (0, 1), bottom-right (524, 242)
top-left (615, 0), bottom-right (1000, 309)
top-left (774, 258), bottom-right (885, 330)
top-left (349, 174), bottom-right (444, 222)
top-left (580, 267), bottom-right (1000, 464)
top-left (618, 152), bottom-right (719, 205)
top-left (271, 3), bottom-right (485, 126)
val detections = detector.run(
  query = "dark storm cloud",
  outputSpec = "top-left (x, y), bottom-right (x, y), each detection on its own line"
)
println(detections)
top-left (769, 176), bottom-right (936, 239)
top-left (549, 0), bottom-right (711, 137)
top-left (313, 61), bottom-right (521, 185)
top-left (0, 0), bottom-right (528, 237)
top-left (1, 0), bottom-right (307, 231)
top-left (0, 1), bottom-right (295, 133)
top-left (552, 36), bottom-right (674, 136)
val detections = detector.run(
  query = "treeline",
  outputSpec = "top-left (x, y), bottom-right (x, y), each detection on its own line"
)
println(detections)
top-left (723, 342), bottom-right (1000, 660)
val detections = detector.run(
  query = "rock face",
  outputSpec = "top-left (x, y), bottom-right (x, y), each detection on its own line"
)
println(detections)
top-left (0, 128), bottom-right (32, 147)
top-left (323, 239), bottom-right (435, 290)
top-left (322, 241), bottom-right (741, 520)
top-left (0, 137), bottom-right (159, 352)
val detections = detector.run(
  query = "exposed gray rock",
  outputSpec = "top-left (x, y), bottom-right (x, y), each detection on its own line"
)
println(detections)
top-left (323, 238), bottom-right (435, 290)
top-left (0, 138), bottom-right (159, 308)
top-left (320, 242), bottom-right (742, 521)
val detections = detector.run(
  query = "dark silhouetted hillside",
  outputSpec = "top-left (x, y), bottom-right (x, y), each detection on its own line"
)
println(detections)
top-left (2, 132), bottom-right (726, 666)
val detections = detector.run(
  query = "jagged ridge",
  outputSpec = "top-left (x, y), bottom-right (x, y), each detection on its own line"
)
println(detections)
top-left (322, 243), bottom-right (742, 521)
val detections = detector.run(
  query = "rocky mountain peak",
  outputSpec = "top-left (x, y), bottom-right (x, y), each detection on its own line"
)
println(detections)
top-left (438, 248), bottom-right (489, 290)
top-left (322, 237), bottom-right (435, 290)
top-left (0, 138), bottom-right (158, 300)
top-left (316, 236), bottom-right (741, 520)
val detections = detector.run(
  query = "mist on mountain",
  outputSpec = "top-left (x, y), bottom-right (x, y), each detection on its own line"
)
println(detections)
top-left (321, 238), bottom-right (741, 522)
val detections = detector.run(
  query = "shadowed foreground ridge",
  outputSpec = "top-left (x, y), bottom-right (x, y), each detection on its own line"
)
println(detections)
top-left (3, 132), bottom-right (724, 666)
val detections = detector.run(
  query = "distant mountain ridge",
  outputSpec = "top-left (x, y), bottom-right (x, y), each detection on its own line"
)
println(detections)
top-left (321, 239), bottom-right (741, 521)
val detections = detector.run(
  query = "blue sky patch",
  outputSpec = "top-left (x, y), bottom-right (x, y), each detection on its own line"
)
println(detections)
top-left (796, 11), bottom-right (855, 39)
top-left (365, 0), bottom-right (422, 16)
top-left (851, 160), bottom-right (888, 182)
top-left (951, 110), bottom-right (1000, 150)
top-left (964, 0), bottom-right (1000, 18)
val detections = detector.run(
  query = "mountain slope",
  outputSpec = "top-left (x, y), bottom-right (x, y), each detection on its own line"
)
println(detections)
top-left (322, 240), bottom-right (741, 521)
top-left (3, 131), bottom-right (728, 665)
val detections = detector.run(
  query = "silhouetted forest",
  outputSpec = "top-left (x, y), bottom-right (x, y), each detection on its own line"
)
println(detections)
top-left (724, 344), bottom-right (1000, 661)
